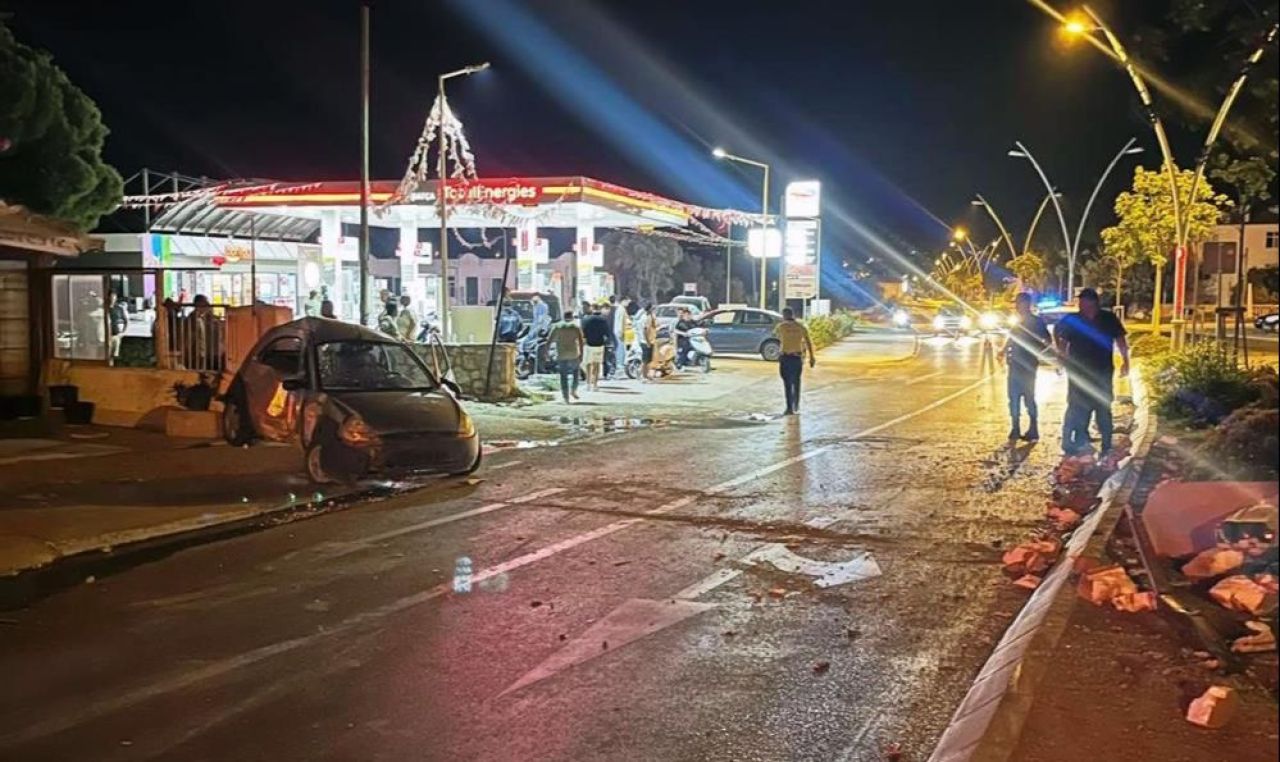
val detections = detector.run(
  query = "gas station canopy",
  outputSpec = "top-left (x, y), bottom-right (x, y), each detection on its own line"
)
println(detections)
top-left (212, 176), bottom-right (698, 230)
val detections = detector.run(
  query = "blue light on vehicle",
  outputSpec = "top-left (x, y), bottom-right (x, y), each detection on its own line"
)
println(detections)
top-left (1037, 297), bottom-right (1060, 309)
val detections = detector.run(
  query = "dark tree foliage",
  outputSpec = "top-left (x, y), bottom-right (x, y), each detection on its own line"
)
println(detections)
top-left (0, 21), bottom-right (122, 231)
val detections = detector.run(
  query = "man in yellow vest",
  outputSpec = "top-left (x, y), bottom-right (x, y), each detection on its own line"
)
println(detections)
top-left (774, 308), bottom-right (815, 415)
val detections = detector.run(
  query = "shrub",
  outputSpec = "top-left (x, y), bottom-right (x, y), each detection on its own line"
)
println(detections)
top-left (806, 312), bottom-right (860, 350)
top-left (1127, 332), bottom-right (1170, 359)
top-left (1205, 404), bottom-right (1279, 474)
top-left (1142, 341), bottom-right (1260, 426)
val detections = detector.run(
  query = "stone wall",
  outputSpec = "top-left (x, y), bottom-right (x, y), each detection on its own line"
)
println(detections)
top-left (413, 343), bottom-right (517, 401)
top-left (43, 360), bottom-right (210, 428)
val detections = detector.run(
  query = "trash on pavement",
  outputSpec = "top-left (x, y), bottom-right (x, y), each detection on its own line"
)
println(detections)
top-left (1217, 502), bottom-right (1278, 546)
top-left (1181, 547), bottom-right (1245, 580)
top-left (1076, 564), bottom-right (1138, 606)
top-left (1013, 574), bottom-right (1042, 590)
top-left (883, 741), bottom-right (903, 761)
top-left (1185, 685), bottom-right (1239, 729)
top-left (1209, 575), bottom-right (1277, 616)
top-left (1111, 591), bottom-right (1158, 612)
top-left (1230, 621), bottom-right (1276, 654)
top-left (1046, 506), bottom-right (1082, 529)
top-left (812, 660), bottom-right (830, 675)
top-left (1002, 539), bottom-right (1059, 577)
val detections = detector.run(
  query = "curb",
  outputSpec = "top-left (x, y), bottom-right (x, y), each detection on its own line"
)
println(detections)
top-left (928, 375), bottom-right (1158, 762)
top-left (0, 484), bottom-right (377, 611)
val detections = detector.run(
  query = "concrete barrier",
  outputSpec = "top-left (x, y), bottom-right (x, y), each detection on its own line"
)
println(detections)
top-left (414, 343), bottom-right (517, 401)
top-left (43, 360), bottom-right (210, 429)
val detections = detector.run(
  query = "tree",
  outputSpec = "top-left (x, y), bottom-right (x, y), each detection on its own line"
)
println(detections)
top-left (1099, 164), bottom-right (1231, 327)
top-left (0, 21), bottom-right (122, 230)
top-left (1006, 252), bottom-right (1047, 292)
top-left (602, 231), bottom-right (685, 304)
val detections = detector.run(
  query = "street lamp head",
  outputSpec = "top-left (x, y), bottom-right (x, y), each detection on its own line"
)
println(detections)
top-left (971, 199), bottom-right (983, 206)
top-left (464, 62), bottom-right (491, 75)
top-left (1008, 149), bottom-right (1028, 158)
top-left (1123, 146), bottom-right (1145, 155)
top-left (952, 227), bottom-right (968, 242)
top-left (1061, 12), bottom-right (1094, 38)
top-left (712, 147), bottom-right (727, 159)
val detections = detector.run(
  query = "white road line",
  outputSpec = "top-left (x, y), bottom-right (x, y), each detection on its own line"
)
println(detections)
top-left (836, 710), bottom-right (884, 762)
top-left (2, 378), bottom-right (989, 748)
top-left (673, 568), bottom-right (743, 600)
top-left (904, 370), bottom-right (944, 386)
top-left (323, 487), bottom-right (566, 559)
top-left (487, 459), bottom-right (524, 470)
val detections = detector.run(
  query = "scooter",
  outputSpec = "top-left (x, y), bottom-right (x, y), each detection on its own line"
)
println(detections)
top-left (682, 327), bottom-right (713, 373)
top-left (624, 328), bottom-right (677, 380)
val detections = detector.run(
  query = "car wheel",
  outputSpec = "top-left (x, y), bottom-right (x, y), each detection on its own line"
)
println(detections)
top-left (760, 339), bottom-right (782, 362)
top-left (450, 447), bottom-right (482, 477)
top-left (221, 390), bottom-right (254, 446)
top-left (305, 442), bottom-right (334, 484)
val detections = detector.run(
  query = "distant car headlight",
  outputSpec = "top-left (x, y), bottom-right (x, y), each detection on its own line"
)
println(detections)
top-left (339, 415), bottom-right (379, 446)
top-left (892, 309), bottom-right (911, 327)
top-left (959, 315), bottom-right (973, 330)
top-left (457, 412), bottom-right (476, 438)
top-left (1006, 314), bottom-right (1019, 328)
top-left (933, 315), bottom-right (946, 330)
top-left (979, 312), bottom-right (999, 330)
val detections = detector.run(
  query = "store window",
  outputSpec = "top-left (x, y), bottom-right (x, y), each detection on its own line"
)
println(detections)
top-left (490, 278), bottom-right (504, 304)
top-left (51, 274), bottom-right (108, 361)
top-left (465, 277), bottom-right (479, 305)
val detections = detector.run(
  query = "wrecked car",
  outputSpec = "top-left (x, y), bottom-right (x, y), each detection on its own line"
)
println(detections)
top-left (220, 317), bottom-right (480, 483)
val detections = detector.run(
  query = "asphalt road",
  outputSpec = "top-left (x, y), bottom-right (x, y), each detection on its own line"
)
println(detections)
top-left (0, 334), bottom-right (1078, 762)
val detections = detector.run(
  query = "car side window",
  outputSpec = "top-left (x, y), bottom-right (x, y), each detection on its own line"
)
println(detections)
top-left (740, 311), bottom-right (771, 325)
top-left (259, 337), bottom-right (304, 376)
top-left (711, 311), bottom-right (736, 325)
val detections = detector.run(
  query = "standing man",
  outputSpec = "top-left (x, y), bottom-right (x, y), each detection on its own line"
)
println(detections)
top-left (303, 290), bottom-right (322, 317)
top-left (610, 296), bottom-right (630, 379)
top-left (397, 294), bottom-right (418, 342)
top-left (999, 293), bottom-right (1052, 443)
top-left (1055, 288), bottom-right (1130, 455)
top-left (579, 304), bottom-right (611, 391)
top-left (636, 303), bottom-right (657, 381)
top-left (548, 310), bottom-right (585, 403)
top-left (531, 294), bottom-right (549, 333)
top-left (774, 308), bottom-right (815, 415)
top-left (378, 301), bottom-right (400, 337)
top-left (108, 293), bottom-right (129, 360)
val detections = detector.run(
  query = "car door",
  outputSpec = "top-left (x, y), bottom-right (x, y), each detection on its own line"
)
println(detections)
top-left (244, 335), bottom-right (306, 441)
top-left (703, 310), bottom-right (743, 352)
top-left (423, 332), bottom-right (459, 391)
top-left (739, 310), bottom-right (776, 352)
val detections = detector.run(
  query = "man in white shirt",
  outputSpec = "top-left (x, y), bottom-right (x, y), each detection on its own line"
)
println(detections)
top-left (396, 294), bottom-right (419, 342)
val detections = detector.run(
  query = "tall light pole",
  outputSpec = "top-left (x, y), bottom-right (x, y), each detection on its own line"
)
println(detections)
top-left (358, 1), bottom-right (372, 326)
top-left (970, 195), bottom-right (1019, 261)
top-left (1009, 138), bottom-right (1144, 298)
top-left (437, 62), bottom-right (490, 341)
top-left (713, 147), bottom-right (771, 310)
top-left (1052, 5), bottom-right (1274, 345)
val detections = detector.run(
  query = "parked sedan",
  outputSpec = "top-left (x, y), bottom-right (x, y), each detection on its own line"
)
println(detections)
top-left (698, 308), bottom-right (784, 360)
top-left (1255, 312), bottom-right (1279, 333)
top-left (220, 317), bottom-right (480, 484)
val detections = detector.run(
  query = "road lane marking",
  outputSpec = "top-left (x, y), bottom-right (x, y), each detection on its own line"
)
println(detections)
top-left (320, 487), bottom-right (566, 559)
top-left (2, 377), bottom-right (990, 748)
top-left (673, 568), bottom-right (743, 600)
top-left (904, 370), bottom-right (944, 386)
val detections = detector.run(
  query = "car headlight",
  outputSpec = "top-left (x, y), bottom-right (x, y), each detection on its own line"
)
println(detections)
top-left (457, 412), bottom-right (476, 437)
top-left (933, 316), bottom-right (946, 330)
top-left (959, 315), bottom-right (973, 330)
top-left (892, 310), bottom-right (910, 326)
top-left (339, 415), bottom-right (379, 445)
top-left (979, 312), bottom-right (999, 330)
top-left (1006, 314), bottom-right (1019, 328)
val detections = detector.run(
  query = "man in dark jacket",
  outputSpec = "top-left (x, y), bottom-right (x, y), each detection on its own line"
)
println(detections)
top-left (998, 292), bottom-right (1051, 442)
top-left (1055, 288), bottom-right (1130, 454)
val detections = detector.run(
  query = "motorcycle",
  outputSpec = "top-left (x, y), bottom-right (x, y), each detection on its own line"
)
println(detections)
top-left (515, 326), bottom-right (551, 380)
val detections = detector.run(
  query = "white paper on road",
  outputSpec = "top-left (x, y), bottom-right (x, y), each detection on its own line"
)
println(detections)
top-left (740, 544), bottom-right (881, 588)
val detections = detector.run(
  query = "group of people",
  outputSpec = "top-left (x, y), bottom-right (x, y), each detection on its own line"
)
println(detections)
top-left (999, 288), bottom-right (1130, 455)
top-left (302, 289), bottom-right (337, 320)
top-left (374, 290), bottom-right (420, 343)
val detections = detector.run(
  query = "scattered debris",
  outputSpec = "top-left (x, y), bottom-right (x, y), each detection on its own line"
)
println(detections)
top-left (812, 660), bottom-right (830, 675)
top-left (768, 587), bottom-right (788, 599)
top-left (1013, 575), bottom-right (1042, 590)
top-left (530, 600), bottom-right (543, 608)
top-left (1046, 506), bottom-right (1082, 529)
top-left (1209, 575), bottom-right (1277, 616)
top-left (1111, 591), bottom-right (1158, 612)
top-left (1231, 621), bottom-right (1276, 654)
top-left (1181, 547), bottom-right (1245, 580)
top-left (1077, 565), bottom-right (1139, 606)
top-left (1186, 685), bottom-right (1239, 729)
top-left (846, 627), bottom-right (862, 640)
top-left (883, 741), bottom-right (903, 761)
top-left (84, 575), bottom-right (95, 585)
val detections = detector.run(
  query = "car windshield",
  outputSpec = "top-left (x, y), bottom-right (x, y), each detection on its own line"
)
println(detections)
top-left (316, 340), bottom-right (437, 392)
top-left (938, 306), bottom-right (963, 316)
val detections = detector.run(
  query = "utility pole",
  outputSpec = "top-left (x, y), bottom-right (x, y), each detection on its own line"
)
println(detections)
top-left (358, 1), bottom-right (372, 326)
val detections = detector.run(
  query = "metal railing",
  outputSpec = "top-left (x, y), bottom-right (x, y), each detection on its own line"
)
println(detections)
top-left (154, 303), bottom-right (228, 372)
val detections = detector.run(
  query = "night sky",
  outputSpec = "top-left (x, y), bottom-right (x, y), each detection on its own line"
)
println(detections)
top-left (3, 0), bottom-right (1230, 273)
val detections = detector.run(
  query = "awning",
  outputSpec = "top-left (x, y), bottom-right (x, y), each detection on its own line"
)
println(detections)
top-left (0, 202), bottom-right (102, 257)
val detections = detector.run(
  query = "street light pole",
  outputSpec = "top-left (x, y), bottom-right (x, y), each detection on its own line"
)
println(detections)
top-left (358, 1), bottom-right (371, 327)
top-left (713, 147), bottom-right (772, 310)
top-left (1072, 138), bottom-right (1143, 271)
top-left (1009, 142), bottom-right (1074, 296)
top-left (971, 195), bottom-right (1019, 262)
top-left (436, 62), bottom-right (489, 341)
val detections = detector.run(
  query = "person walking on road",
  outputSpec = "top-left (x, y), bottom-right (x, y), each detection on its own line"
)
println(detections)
top-left (636, 303), bottom-right (658, 381)
top-left (1055, 288), bottom-right (1130, 455)
top-left (774, 307), bottom-right (815, 415)
top-left (548, 310), bottom-right (585, 403)
top-left (999, 292), bottom-right (1052, 443)
top-left (580, 304), bottom-right (611, 391)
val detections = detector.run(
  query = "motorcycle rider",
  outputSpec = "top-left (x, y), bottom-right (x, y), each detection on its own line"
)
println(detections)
top-left (673, 307), bottom-right (697, 370)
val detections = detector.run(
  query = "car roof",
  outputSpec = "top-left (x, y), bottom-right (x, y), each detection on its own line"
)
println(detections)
top-left (254, 317), bottom-right (398, 351)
